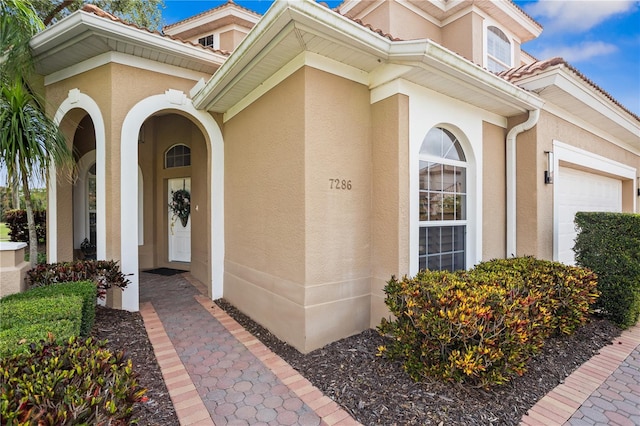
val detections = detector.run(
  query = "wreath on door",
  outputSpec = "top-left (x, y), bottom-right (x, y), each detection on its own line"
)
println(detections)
top-left (169, 189), bottom-right (190, 227)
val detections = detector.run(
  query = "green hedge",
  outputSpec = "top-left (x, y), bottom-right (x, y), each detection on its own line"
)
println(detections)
top-left (378, 257), bottom-right (599, 388)
top-left (2, 281), bottom-right (97, 336)
top-left (574, 212), bottom-right (640, 328)
top-left (0, 295), bottom-right (82, 330)
top-left (0, 320), bottom-right (80, 357)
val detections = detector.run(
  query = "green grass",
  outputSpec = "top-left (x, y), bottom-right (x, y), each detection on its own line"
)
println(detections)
top-left (0, 223), bottom-right (10, 241)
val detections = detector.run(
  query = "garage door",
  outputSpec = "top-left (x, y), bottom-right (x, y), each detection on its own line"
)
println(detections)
top-left (557, 167), bottom-right (621, 265)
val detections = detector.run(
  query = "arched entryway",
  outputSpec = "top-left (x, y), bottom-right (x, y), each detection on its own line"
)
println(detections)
top-left (50, 89), bottom-right (106, 263)
top-left (120, 89), bottom-right (224, 312)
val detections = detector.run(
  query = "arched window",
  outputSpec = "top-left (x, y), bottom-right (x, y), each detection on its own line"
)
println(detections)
top-left (165, 144), bottom-right (191, 168)
top-left (418, 127), bottom-right (467, 271)
top-left (487, 26), bottom-right (511, 72)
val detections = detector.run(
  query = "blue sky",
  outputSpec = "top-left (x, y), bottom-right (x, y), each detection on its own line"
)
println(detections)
top-left (162, 0), bottom-right (640, 116)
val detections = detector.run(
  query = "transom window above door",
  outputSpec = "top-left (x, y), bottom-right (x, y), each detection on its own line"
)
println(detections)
top-left (165, 144), bottom-right (191, 168)
top-left (418, 127), bottom-right (467, 272)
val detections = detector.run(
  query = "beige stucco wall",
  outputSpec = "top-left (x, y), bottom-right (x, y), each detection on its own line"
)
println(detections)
top-left (220, 29), bottom-right (248, 52)
top-left (223, 68), bottom-right (307, 350)
top-left (224, 67), bottom-right (376, 352)
top-left (0, 243), bottom-right (29, 298)
top-left (482, 121), bottom-right (507, 260)
top-left (360, 1), bottom-right (442, 43)
top-left (370, 94), bottom-right (410, 327)
top-left (303, 67), bottom-right (372, 351)
top-left (442, 13), bottom-right (476, 65)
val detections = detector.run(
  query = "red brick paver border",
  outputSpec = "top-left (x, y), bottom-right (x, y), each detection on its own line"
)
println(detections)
top-left (194, 295), bottom-right (362, 426)
top-left (521, 323), bottom-right (640, 426)
top-left (140, 302), bottom-right (214, 426)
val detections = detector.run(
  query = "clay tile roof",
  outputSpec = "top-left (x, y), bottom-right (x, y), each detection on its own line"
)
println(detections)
top-left (349, 18), bottom-right (403, 41)
top-left (163, 0), bottom-right (261, 31)
top-left (80, 4), bottom-right (230, 56)
top-left (507, 0), bottom-right (542, 29)
top-left (498, 57), bottom-right (640, 121)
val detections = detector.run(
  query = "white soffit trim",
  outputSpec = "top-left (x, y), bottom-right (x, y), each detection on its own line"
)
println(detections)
top-left (370, 78), bottom-right (508, 129)
top-left (397, 40), bottom-right (545, 110)
top-left (30, 10), bottom-right (225, 74)
top-left (516, 68), bottom-right (639, 145)
top-left (223, 51), bottom-right (368, 122)
top-left (44, 51), bottom-right (212, 86)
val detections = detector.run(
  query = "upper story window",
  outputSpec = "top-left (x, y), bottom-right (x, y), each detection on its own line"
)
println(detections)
top-left (198, 34), bottom-right (214, 48)
top-left (165, 144), bottom-right (191, 168)
top-left (487, 26), bottom-right (511, 73)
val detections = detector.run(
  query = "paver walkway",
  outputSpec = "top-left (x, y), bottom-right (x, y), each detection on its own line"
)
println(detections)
top-left (139, 271), bottom-right (639, 426)
top-left (521, 323), bottom-right (640, 425)
top-left (139, 272), bottom-right (360, 425)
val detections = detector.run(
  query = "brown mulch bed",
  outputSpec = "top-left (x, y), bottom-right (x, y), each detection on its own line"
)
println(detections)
top-left (92, 306), bottom-right (179, 426)
top-left (94, 301), bottom-right (621, 425)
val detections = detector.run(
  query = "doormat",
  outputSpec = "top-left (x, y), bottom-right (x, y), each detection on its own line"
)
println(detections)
top-left (144, 268), bottom-right (187, 276)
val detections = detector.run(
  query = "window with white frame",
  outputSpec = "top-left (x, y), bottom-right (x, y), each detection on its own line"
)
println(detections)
top-left (418, 127), bottom-right (467, 271)
top-left (165, 144), bottom-right (191, 168)
top-left (198, 34), bottom-right (214, 48)
top-left (487, 26), bottom-right (511, 72)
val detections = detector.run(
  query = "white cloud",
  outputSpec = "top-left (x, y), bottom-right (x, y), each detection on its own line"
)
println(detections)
top-left (526, 0), bottom-right (638, 33)
top-left (534, 41), bottom-right (618, 62)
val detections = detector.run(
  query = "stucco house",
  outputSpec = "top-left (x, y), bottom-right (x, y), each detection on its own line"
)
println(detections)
top-left (33, 0), bottom-right (639, 353)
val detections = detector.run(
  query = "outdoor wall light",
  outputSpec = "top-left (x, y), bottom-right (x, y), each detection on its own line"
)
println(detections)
top-left (637, 177), bottom-right (640, 196)
top-left (544, 151), bottom-right (554, 184)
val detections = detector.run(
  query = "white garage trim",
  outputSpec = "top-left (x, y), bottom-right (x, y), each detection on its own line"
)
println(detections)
top-left (552, 140), bottom-right (636, 263)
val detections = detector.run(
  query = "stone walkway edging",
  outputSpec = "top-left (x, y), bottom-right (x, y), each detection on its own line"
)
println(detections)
top-left (194, 295), bottom-right (362, 426)
top-left (140, 302), bottom-right (215, 426)
top-left (520, 323), bottom-right (640, 426)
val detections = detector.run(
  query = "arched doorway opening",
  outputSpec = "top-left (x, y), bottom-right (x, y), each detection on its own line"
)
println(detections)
top-left (120, 90), bottom-right (224, 312)
top-left (137, 113), bottom-right (210, 279)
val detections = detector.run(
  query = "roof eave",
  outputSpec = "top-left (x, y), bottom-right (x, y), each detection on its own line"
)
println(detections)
top-left (30, 10), bottom-right (227, 76)
top-left (515, 67), bottom-right (640, 148)
top-left (192, 0), bottom-right (543, 115)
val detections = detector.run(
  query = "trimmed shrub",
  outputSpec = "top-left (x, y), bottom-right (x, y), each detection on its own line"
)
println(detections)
top-left (574, 212), bottom-right (640, 328)
top-left (469, 257), bottom-right (599, 335)
top-left (0, 337), bottom-right (147, 425)
top-left (3, 209), bottom-right (46, 243)
top-left (27, 260), bottom-right (130, 299)
top-left (2, 281), bottom-right (97, 336)
top-left (378, 270), bottom-right (552, 388)
top-left (0, 295), bottom-right (82, 330)
top-left (0, 320), bottom-right (80, 357)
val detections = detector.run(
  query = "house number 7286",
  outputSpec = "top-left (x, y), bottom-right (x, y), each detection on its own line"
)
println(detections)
top-left (329, 179), bottom-right (352, 190)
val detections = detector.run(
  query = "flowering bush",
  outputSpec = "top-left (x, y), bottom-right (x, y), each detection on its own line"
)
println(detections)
top-left (169, 189), bottom-right (190, 227)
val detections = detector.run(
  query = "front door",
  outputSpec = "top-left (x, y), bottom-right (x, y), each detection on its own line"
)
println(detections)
top-left (168, 177), bottom-right (191, 263)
